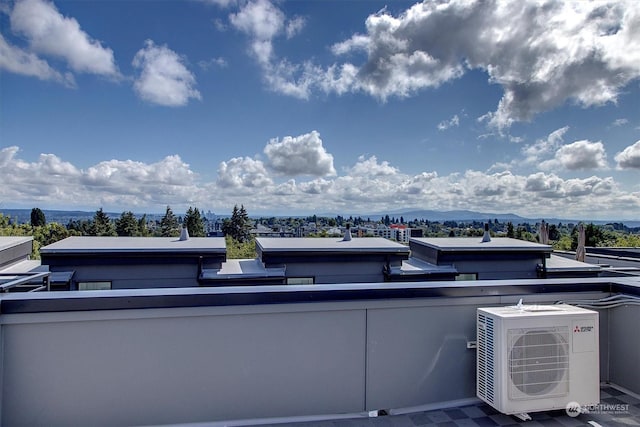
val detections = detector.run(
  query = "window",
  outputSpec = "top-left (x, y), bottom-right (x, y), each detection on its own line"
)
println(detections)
top-left (77, 281), bottom-right (112, 291)
top-left (455, 273), bottom-right (477, 281)
top-left (286, 277), bottom-right (314, 285)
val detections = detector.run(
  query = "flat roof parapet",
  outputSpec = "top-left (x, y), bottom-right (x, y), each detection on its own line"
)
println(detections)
top-left (256, 237), bottom-right (410, 255)
top-left (410, 237), bottom-right (552, 253)
top-left (41, 236), bottom-right (226, 255)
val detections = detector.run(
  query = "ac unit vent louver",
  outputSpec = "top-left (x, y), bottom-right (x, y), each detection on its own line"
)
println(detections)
top-left (477, 313), bottom-right (495, 404)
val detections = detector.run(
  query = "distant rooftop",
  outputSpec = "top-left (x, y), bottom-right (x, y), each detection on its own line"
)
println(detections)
top-left (257, 237), bottom-right (409, 255)
top-left (410, 237), bottom-right (552, 252)
top-left (0, 236), bottom-right (33, 252)
top-left (41, 236), bottom-right (226, 254)
top-left (546, 254), bottom-right (601, 273)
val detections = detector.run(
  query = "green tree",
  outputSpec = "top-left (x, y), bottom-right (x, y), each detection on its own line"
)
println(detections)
top-left (184, 207), bottom-right (205, 237)
top-left (506, 222), bottom-right (515, 238)
top-left (225, 235), bottom-right (256, 259)
top-left (137, 214), bottom-right (151, 237)
top-left (160, 206), bottom-right (179, 237)
top-left (90, 208), bottom-right (116, 236)
top-left (222, 204), bottom-right (252, 242)
top-left (30, 208), bottom-right (46, 227)
top-left (115, 211), bottom-right (139, 236)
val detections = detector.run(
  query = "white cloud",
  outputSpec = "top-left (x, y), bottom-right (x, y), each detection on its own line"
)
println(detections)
top-left (197, 0), bottom-right (238, 7)
top-left (540, 140), bottom-right (608, 170)
top-left (522, 126), bottom-right (569, 164)
top-left (248, 0), bottom-right (640, 128)
top-left (1, 146), bottom-right (638, 219)
top-left (615, 140), bottom-right (640, 169)
top-left (612, 118), bottom-right (629, 126)
top-left (437, 114), bottom-right (460, 131)
top-left (0, 34), bottom-right (75, 86)
top-left (286, 16), bottom-right (305, 39)
top-left (10, 0), bottom-right (119, 77)
top-left (0, 147), bottom-right (204, 209)
top-left (216, 157), bottom-right (273, 189)
top-left (349, 155), bottom-right (398, 177)
top-left (229, 0), bottom-right (284, 65)
top-left (198, 57), bottom-right (228, 70)
top-left (132, 40), bottom-right (201, 107)
top-left (264, 131), bottom-right (336, 177)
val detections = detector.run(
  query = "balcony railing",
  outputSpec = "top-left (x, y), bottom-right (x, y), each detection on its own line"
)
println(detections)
top-left (0, 277), bottom-right (638, 426)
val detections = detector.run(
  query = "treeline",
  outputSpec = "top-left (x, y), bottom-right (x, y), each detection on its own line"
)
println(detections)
top-left (2, 207), bottom-right (639, 260)
top-left (0, 206), bottom-right (207, 259)
top-left (64, 206), bottom-right (206, 238)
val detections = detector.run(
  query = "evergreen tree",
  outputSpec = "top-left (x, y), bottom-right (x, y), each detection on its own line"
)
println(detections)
top-left (184, 207), bottom-right (205, 237)
top-left (506, 222), bottom-right (515, 238)
top-left (137, 214), bottom-right (150, 237)
top-left (222, 204), bottom-right (252, 242)
top-left (90, 208), bottom-right (116, 236)
top-left (30, 208), bottom-right (46, 227)
top-left (116, 211), bottom-right (139, 236)
top-left (160, 206), bottom-right (179, 237)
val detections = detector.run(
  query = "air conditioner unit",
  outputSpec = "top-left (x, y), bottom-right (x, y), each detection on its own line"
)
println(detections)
top-left (477, 304), bottom-right (599, 416)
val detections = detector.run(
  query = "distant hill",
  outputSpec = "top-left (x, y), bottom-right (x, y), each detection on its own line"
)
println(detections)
top-left (387, 209), bottom-right (527, 222)
top-left (1, 208), bottom-right (638, 228)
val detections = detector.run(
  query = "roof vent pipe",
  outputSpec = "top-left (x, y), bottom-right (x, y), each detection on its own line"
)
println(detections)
top-left (343, 224), bottom-right (352, 241)
top-left (179, 226), bottom-right (190, 241)
top-left (481, 223), bottom-right (491, 243)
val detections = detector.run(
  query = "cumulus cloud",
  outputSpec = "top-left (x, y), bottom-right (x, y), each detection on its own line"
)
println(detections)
top-left (540, 140), bottom-right (608, 170)
top-left (245, 0), bottom-right (640, 128)
top-left (9, 0), bottom-right (119, 77)
top-left (615, 140), bottom-right (640, 169)
top-left (522, 126), bottom-right (569, 164)
top-left (132, 40), bottom-right (201, 107)
top-left (349, 155), bottom-right (398, 177)
top-left (264, 131), bottom-right (336, 177)
top-left (0, 147), bottom-right (204, 209)
top-left (0, 142), bottom-right (640, 219)
top-left (437, 114), bottom-right (460, 131)
top-left (0, 34), bottom-right (75, 86)
top-left (1, 145), bottom-right (637, 219)
top-left (216, 157), bottom-right (273, 189)
top-left (230, 0), bottom-right (285, 65)
top-left (525, 172), bottom-right (614, 199)
top-left (229, 0), bottom-right (316, 98)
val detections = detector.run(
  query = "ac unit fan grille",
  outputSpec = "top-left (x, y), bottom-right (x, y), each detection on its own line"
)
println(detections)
top-left (508, 327), bottom-right (569, 400)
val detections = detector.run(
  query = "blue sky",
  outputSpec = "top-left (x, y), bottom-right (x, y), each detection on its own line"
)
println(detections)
top-left (1, 0), bottom-right (639, 220)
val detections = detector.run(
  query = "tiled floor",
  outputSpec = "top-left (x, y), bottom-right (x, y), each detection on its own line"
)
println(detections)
top-left (272, 386), bottom-right (640, 427)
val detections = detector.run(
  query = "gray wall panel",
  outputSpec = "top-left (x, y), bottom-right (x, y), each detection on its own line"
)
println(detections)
top-left (366, 304), bottom-right (478, 410)
top-left (2, 307), bottom-right (366, 426)
top-left (609, 304), bottom-right (640, 394)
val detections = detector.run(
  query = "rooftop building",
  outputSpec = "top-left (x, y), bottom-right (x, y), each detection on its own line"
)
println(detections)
top-left (256, 237), bottom-right (410, 284)
top-left (408, 237), bottom-right (601, 280)
top-left (0, 236), bottom-right (48, 292)
top-left (41, 235), bottom-right (226, 290)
